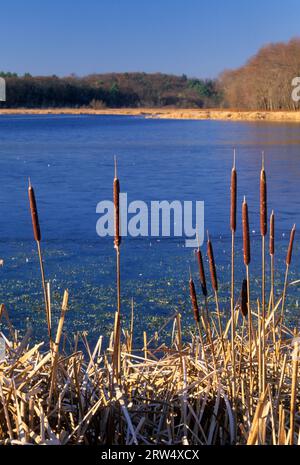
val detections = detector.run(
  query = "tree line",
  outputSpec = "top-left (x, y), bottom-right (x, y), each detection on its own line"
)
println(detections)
top-left (1, 38), bottom-right (300, 110)
top-left (0, 72), bottom-right (220, 109)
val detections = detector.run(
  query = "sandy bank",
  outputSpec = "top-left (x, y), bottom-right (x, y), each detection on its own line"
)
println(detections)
top-left (1, 107), bottom-right (300, 122)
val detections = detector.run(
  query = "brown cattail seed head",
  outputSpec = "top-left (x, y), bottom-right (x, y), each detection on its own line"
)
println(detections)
top-left (242, 198), bottom-right (250, 266)
top-left (286, 224), bottom-right (296, 266)
top-left (207, 233), bottom-right (218, 292)
top-left (269, 210), bottom-right (274, 256)
top-left (260, 163), bottom-right (267, 236)
top-left (189, 277), bottom-right (200, 323)
top-left (28, 185), bottom-right (41, 242)
top-left (113, 176), bottom-right (121, 248)
top-left (240, 279), bottom-right (248, 317)
top-left (195, 248), bottom-right (207, 297)
top-left (230, 163), bottom-right (237, 232)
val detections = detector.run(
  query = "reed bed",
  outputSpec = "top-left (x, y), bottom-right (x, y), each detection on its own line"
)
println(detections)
top-left (0, 297), bottom-right (299, 445)
top-left (0, 154), bottom-right (299, 445)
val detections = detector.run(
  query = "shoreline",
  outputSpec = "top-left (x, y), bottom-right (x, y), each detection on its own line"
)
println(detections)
top-left (0, 107), bottom-right (300, 122)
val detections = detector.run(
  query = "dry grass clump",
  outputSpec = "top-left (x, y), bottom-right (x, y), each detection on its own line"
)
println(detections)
top-left (0, 297), bottom-right (299, 445)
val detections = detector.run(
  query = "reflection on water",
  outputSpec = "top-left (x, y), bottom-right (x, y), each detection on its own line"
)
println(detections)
top-left (0, 115), bottom-right (299, 345)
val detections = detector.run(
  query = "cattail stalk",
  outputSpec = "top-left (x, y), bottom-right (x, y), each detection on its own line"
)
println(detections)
top-left (189, 273), bottom-right (200, 325)
top-left (196, 247), bottom-right (207, 298)
top-left (257, 299), bottom-right (267, 397)
top-left (230, 150), bottom-right (237, 235)
top-left (242, 197), bottom-right (253, 395)
top-left (260, 153), bottom-right (267, 393)
top-left (260, 154), bottom-right (267, 237)
top-left (269, 210), bottom-right (275, 309)
top-left (290, 333), bottom-right (299, 445)
top-left (286, 224), bottom-right (296, 267)
top-left (113, 157), bottom-right (121, 380)
top-left (195, 244), bottom-right (213, 335)
top-left (195, 248), bottom-right (217, 373)
top-left (189, 273), bottom-right (207, 367)
top-left (280, 225), bottom-right (296, 338)
top-left (241, 279), bottom-right (248, 318)
top-left (207, 232), bottom-right (226, 360)
top-left (257, 299), bottom-right (262, 395)
top-left (28, 181), bottom-right (52, 344)
top-left (242, 197), bottom-right (251, 267)
top-left (237, 317), bottom-right (246, 380)
top-left (195, 247), bottom-right (209, 332)
top-left (269, 211), bottom-right (276, 345)
top-left (46, 282), bottom-right (51, 317)
top-left (230, 150), bottom-right (237, 404)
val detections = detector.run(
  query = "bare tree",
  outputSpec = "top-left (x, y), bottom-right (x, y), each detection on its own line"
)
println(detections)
top-left (219, 38), bottom-right (300, 111)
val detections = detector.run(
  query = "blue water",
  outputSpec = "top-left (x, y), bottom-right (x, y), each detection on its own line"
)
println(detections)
top-left (0, 115), bottom-right (299, 345)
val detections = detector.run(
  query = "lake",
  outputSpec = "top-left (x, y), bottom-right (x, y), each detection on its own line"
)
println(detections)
top-left (0, 115), bottom-right (299, 345)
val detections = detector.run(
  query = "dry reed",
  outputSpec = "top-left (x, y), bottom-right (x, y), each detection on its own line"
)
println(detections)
top-left (0, 285), bottom-right (298, 445)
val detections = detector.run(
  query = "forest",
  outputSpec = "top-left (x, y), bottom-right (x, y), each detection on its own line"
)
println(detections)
top-left (0, 72), bottom-right (220, 109)
top-left (1, 38), bottom-right (300, 110)
top-left (220, 37), bottom-right (300, 110)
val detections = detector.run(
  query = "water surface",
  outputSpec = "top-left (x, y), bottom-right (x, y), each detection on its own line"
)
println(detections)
top-left (0, 115), bottom-right (299, 345)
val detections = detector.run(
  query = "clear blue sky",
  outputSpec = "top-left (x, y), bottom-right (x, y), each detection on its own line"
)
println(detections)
top-left (1, 0), bottom-right (300, 78)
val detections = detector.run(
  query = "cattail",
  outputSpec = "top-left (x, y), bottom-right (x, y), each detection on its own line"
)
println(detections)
top-left (28, 182), bottom-right (41, 242)
top-left (189, 275), bottom-right (200, 323)
top-left (28, 180), bottom-right (51, 343)
top-left (113, 158), bottom-right (121, 248)
top-left (207, 232), bottom-right (218, 292)
top-left (242, 197), bottom-right (250, 265)
top-left (230, 152), bottom-right (237, 232)
top-left (195, 248), bottom-right (207, 297)
top-left (240, 279), bottom-right (248, 317)
top-left (269, 210), bottom-right (274, 255)
top-left (286, 224), bottom-right (296, 266)
top-left (260, 155), bottom-right (267, 236)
